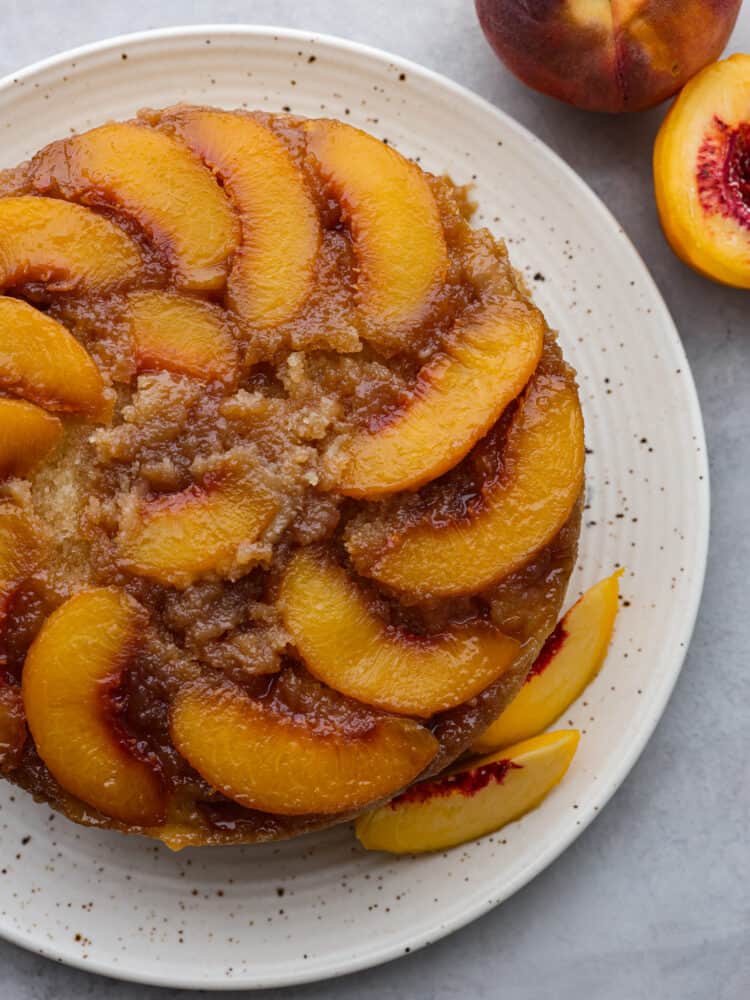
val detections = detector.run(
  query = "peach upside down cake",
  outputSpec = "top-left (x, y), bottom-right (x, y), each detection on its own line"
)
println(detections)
top-left (0, 107), bottom-right (584, 848)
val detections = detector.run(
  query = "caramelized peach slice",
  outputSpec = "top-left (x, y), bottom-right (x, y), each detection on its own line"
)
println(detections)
top-left (0, 196), bottom-right (142, 292)
top-left (22, 588), bottom-right (165, 825)
top-left (305, 119), bottom-right (448, 347)
top-left (172, 109), bottom-right (321, 327)
top-left (327, 294), bottom-right (544, 497)
top-left (355, 729), bottom-right (579, 853)
top-left (171, 677), bottom-right (438, 815)
top-left (31, 123), bottom-right (239, 292)
top-left (281, 548), bottom-right (520, 717)
top-left (0, 504), bottom-right (36, 605)
top-left (472, 572), bottom-right (621, 753)
top-left (0, 684), bottom-right (26, 772)
top-left (654, 54), bottom-right (750, 288)
top-left (0, 298), bottom-right (108, 419)
top-left (0, 399), bottom-right (63, 478)
top-left (125, 290), bottom-right (238, 383)
top-left (358, 370), bottom-right (584, 598)
top-left (117, 470), bottom-right (278, 589)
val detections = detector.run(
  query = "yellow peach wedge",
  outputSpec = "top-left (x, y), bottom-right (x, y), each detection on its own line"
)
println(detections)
top-left (171, 109), bottom-right (321, 327)
top-left (116, 470), bottom-right (278, 589)
top-left (125, 290), bottom-right (238, 384)
top-left (31, 122), bottom-right (239, 292)
top-left (281, 548), bottom-right (520, 717)
top-left (0, 399), bottom-right (63, 478)
top-left (472, 571), bottom-right (621, 753)
top-left (170, 677), bottom-right (438, 815)
top-left (0, 196), bottom-right (142, 293)
top-left (0, 504), bottom-right (36, 616)
top-left (22, 588), bottom-right (165, 825)
top-left (305, 119), bottom-right (448, 348)
top-left (0, 298), bottom-right (109, 419)
top-left (355, 729), bottom-right (580, 854)
top-left (356, 369), bottom-right (585, 598)
top-left (326, 293), bottom-right (544, 497)
top-left (654, 54), bottom-right (750, 289)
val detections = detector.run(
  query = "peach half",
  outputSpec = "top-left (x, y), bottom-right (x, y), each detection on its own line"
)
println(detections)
top-left (116, 470), bottom-right (278, 589)
top-left (472, 571), bottom-right (621, 753)
top-left (305, 119), bottom-right (448, 351)
top-left (31, 122), bottom-right (239, 292)
top-left (170, 677), bottom-right (438, 815)
top-left (356, 729), bottom-right (579, 853)
top-left (326, 293), bottom-right (544, 498)
top-left (356, 369), bottom-right (585, 599)
top-left (22, 588), bottom-right (165, 825)
top-left (654, 53), bottom-right (750, 289)
top-left (172, 109), bottom-right (321, 328)
top-left (476, 0), bottom-right (741, 113)
top-left (0, 297), bottom-right (108, 419)
top-left (125, 290), bottom-right (239, 384)
top-left (281, 547), bottom-right (520, 717)
top-left (0, 399), bottom-right (63, 478)
top-left (0, 195), bottom-right (142, 293)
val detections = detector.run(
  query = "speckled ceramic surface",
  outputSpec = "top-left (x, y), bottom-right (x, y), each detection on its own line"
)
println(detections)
top-left (0, 25), bottom-right (709, 990)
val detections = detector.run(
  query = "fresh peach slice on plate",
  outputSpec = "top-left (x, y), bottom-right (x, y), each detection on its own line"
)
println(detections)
top-left (125, 290), bottom-right (238, 383)
top-left (116, 469), bottom-right (278, 589)
top-left (305, 119), bottom-right (448, 349)
top-left (31, 122), bottom-right (239, 292)
top-left (326, 293), bottom-right (544, 497)
top-left (355, 729), bottom-right (579, 853)
top-left (281, 547), bottom-right (520, 716)
top-left (472, 571), bottom-right (621, 753)
top-left (654, 53), bottom-right (750, 289)
top-left (0, 399), bottom-right (63, 478)
top-left (0, 297), bottom-right (109, 419)
top-left (170, 677), bottom-right (438, 815)
top-left (0, 684), bottom-right (27, 772)
top-left (356, 369), bottom-right (585, 598)
top-left (0, 195), bottom-right (142, 293)
top-left (22, 588), bottom-right (165, 825)
top-left (172, 109), bottom-right (321, 327)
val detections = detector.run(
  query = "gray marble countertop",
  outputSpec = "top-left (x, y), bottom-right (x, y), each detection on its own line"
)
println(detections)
top-left (0, 3), bottom-right (748, 998)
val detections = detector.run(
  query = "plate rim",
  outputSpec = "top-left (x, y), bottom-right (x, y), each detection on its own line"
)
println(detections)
top-left (0, 22), bottom-right (710, 991)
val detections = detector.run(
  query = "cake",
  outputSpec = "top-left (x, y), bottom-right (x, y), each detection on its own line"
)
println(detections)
top-left (0, 107), bottom-right (584, 848)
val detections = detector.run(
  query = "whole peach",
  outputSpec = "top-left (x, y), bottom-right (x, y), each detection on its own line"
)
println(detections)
top-left (475, 0), bottom-right (742, 113)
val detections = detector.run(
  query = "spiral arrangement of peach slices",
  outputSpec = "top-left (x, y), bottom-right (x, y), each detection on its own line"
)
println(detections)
top-left (0, 106), bottom-right (588, 848)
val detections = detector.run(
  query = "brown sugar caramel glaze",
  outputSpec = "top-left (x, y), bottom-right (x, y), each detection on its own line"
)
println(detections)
top-left (0, 107), bottom-right (583, 847)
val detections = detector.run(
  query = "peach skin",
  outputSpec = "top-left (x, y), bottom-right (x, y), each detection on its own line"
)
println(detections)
top-left (654, 53), bottom-right (750, 289)
top-left (472, 571), bottom-right (621, 753)
top-left (356, 729), bottom-right (580, 853)
top-left (475, 0), bottom-right (741, 113)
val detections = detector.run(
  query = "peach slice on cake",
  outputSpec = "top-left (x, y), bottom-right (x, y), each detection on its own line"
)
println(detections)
top-left (326, 294), bottom-right (544, 497)
top-left (0, 399), bottom-right (63, 478)
top-left (281, 547), bottom-right (520, 717)
top-left (305, 119), bottom-right (448, 350)
top-left (355, 729), bottom-right (579, 853)
top-left (354, 369), bottom-right (585, 598)
top-left (171, 109), bottom-right (321, 327)
top-left (30, 122), bottom-right (239, 292)
top-left (125, 290), bottom-right (239, 383)
top-left (22, 587), bottom-right (165, 825)
top-left (116, 468), bottom-right (278, 589)
top-left (0, 196), bottom-right (142, 293)
top-left (0, 504), bottom-right (37, 616)
top-left (654, 53), bottom-right (750, 289)
top-left (171, 677), bottom-right (438, 815)
top-left (472, 571), bottom-right (621, 753)
top-left (0, 297), bottom-right (109, 419)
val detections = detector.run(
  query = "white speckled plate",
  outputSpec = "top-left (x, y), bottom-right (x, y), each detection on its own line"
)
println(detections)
top-left (0, 25), bottom-right (709, 990)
